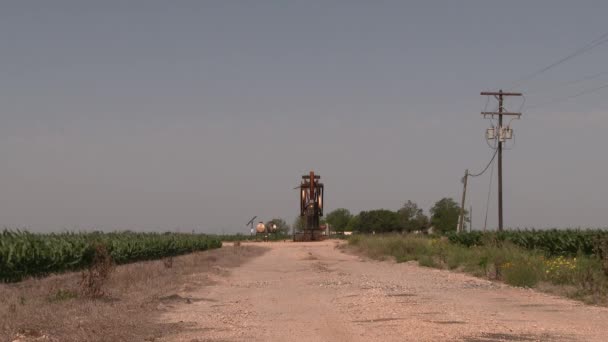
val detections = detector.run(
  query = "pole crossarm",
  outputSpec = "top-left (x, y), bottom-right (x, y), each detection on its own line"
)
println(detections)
top-left (481, 112), bottom-right (522, 117)
top-left (479, 89), bottom-right (523, 231)
top-left (480, 91), bottom-right (522, 96)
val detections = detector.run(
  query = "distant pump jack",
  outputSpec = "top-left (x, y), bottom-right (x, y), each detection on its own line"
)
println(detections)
top-left (294, 171), bottom-right (325, 241)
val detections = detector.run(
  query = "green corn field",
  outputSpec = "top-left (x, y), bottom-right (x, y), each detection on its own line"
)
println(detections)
top-left (0, 230), bottom-right (222, 283)
top-left (447, 229), bottom-right (608, 257)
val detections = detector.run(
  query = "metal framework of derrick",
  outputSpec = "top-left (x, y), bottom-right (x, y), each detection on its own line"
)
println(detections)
top-left (295, 171), bottom-right (325, 241)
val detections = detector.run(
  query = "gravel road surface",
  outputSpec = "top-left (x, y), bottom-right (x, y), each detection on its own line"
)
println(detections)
top-left (159, 241), bottom-right (608, 342)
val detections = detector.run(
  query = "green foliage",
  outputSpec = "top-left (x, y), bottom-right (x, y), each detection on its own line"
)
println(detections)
top-left (347, 234), bottom-right (362, 246)
top-left (325, 209), bottom-right (352, 232)
top-left (430, 198), bottom-right (464, 234)
top-left (345, 215), bottom-right (360, 232)
top-left (544, 256), bottom-right (577, 284)
top-left (348, 234), bottom-right (608, 302)
top-left (447, 231), bottom-right (484, 247)
top-left (0, 230), bottom-right (222, 283)
top-left (347, 234), bottom-right (432, 262)
top-left (397, 200), bottom-right (429, 232)
top-left (500, 253), bottom-right (544, 287)
top-left (265, 218), bottom-right (290, 235)
top-left (417, 255), bottom-right (438, 268)
top-left (447, 229), bottom-right (608, 257)
top-left (356, 209), bottom-right (401, 233)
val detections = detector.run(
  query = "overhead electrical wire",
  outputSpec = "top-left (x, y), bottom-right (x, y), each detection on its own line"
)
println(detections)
top-left (524, 70), bottom-right (608, 96)
top-left (517, 95), bottom-right (526, 112)
top-left (506, 29), bottom-right (608, 90)
top-left (501, 114), bottom-right (520, 151)
top-left (483, 156), bottom-right (496, 231)
top-left (468, 148), bottom-right (498, 178)
top-left (527, 81), bottom-right (608, 110)
top-left (472, 30), bottom-right (608, 230)
top-left (467, 138), bottom-right (498, 231)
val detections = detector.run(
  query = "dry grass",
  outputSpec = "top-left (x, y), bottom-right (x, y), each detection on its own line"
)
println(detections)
top-left (347, 235), bottom-right (608, 305)
top-left (79, 244), bottom-right (115, 298)
top-left (0, 245), bottom-right (267, 342)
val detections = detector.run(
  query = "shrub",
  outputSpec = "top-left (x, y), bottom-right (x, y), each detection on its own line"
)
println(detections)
top-left (417, 255), bottom-right (438, 268)
top-left (501, 255), bottom-right (543, 287)
top-left (80, 244), bottom-right (114, 298)
top-left (347, 234), bottom-right (608, 301)
top-left (544, 256), bottom-right (577, 284)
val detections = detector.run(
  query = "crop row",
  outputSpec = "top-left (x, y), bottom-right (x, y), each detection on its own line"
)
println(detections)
top-left (447, 229), bottom-right (608, 257)
top-left (0, 230), bottom-right (222, 282)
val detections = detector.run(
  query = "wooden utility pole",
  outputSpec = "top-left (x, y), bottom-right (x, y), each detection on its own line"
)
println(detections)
top-left (469, 205), bottom-right (473, 232)
top-left (458, 169), bottom-right (468, 233)
top-left (480, 90), bottom-right (522, 231)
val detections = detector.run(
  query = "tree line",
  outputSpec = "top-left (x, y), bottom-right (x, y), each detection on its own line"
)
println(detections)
top-left (320, 197), bottom-right (467, 235)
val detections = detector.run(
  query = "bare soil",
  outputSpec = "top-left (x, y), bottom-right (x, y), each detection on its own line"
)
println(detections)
top-left (0, 245), bottom-right (267, 342)
top-left (3, 241), bottom-right (608, 342)
top-left (159, 241), bottom-right (608, 342)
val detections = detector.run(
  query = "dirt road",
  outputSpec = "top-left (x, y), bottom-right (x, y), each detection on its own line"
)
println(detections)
top-left (159, 241), bottom-right (608, 342)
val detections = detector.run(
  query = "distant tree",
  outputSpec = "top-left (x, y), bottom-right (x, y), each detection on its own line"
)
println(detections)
top-left (414, 212), bottom-right (430, 231)
top-left (430, 198), bottom-right (467, 234)
top-left (325, 208), bottom-right (352, 233)
top-left (345, 215), bottom-right (360, 232)
top-left (397, 201), bottom-right (429, 233)
top-left (265, 218), bottom-right (289, 235)
top-left (357, 209), bottom-right (401, 233)
top-left (320, 217), bottom-right (327, 226)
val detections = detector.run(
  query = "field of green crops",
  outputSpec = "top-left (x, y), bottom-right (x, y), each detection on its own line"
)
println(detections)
top-left (0, 230), bottom-right (222, 283)
top-left (448, 229), bottom-right (608, 257)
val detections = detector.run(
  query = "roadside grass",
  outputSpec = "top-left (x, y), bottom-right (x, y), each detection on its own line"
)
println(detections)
top-left (0, 245), bottom-right (268, 342)
top-left (347, 234), bottom-right (608, 305)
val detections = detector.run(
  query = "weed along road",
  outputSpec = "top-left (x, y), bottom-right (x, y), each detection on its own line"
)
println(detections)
top-left (158, 241), bottom-right (608, 342)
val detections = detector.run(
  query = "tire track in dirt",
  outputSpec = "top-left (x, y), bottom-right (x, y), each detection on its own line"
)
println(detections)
top-left (159, 241), bottom-right (608, 342)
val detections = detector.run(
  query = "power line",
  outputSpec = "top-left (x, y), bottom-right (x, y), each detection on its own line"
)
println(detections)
top-left (460, 89), bottom-right (520, 233)
top-left (459, 135), bottom-right (497, 233)
top-left (468, 148), bottom-right (498, 178)
top-left (527, 81), bottom-right (608, 110)
top-left (483, 156), bottom-right (496, 231)
top-left (480, 90), bottom-right (522, 231)
top-left (517, 95), bottom-right (526, 112)
top-left (524, 71), bottom-right (608, 95)
top-left (507, 30), bottom-right (608, 90)
top-left (460, 138), bottom-right (498, 232)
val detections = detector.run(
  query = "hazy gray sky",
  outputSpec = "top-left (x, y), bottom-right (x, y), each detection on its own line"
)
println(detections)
top-left (2, 1), bottom-right (608, 233)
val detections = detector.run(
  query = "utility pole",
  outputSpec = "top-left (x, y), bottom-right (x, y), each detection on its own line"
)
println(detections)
top-left (458, 169), bottom-right (468, 233)
top-left (480, 90), bottom-right (522, 231)
top-left (469, 205), bottom-right (472, 232)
